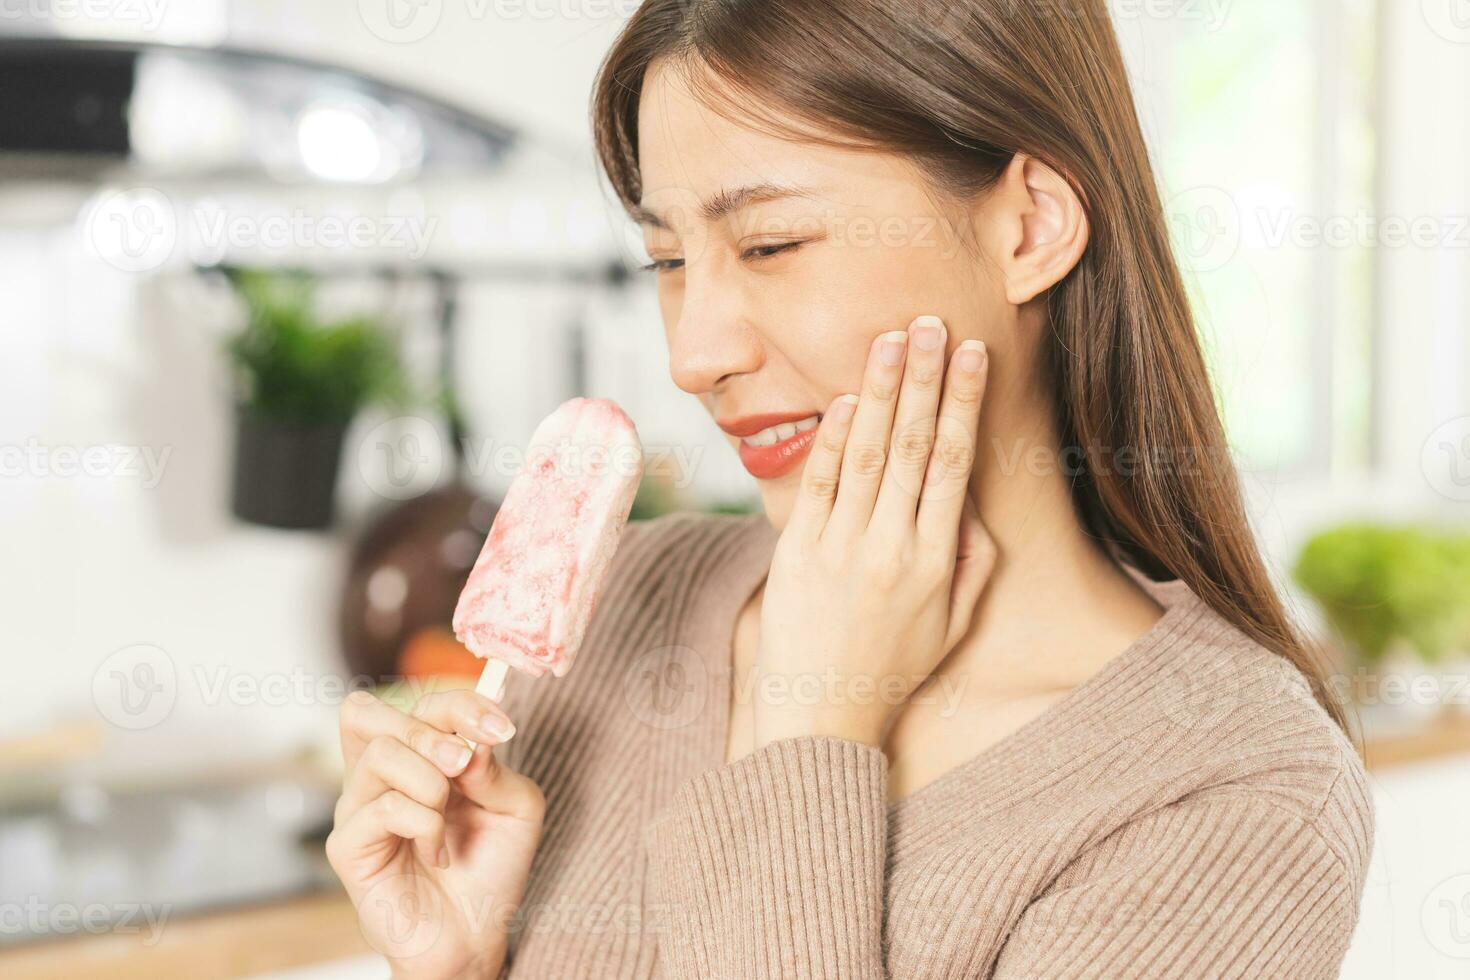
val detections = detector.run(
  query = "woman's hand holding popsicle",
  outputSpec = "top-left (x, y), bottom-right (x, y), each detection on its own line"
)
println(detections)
top-left (329, 397), bottom-right (642, 978)
top-left (328, 689), bottom-right (543, 980)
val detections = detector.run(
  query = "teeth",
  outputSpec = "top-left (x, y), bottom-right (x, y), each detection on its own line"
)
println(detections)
top-left (742, 415), bottom-right (820, 448)
top-left (746, 428), bottom-right (778, 448)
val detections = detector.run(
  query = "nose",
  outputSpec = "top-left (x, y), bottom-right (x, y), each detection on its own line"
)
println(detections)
top-left (666, 271), bottom-right (762, 396)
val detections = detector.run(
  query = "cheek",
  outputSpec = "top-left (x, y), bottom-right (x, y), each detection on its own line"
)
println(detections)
top-left (763, 301), bottom-right (871, 396)
top-left (763, 243), bottom-right (938, 386)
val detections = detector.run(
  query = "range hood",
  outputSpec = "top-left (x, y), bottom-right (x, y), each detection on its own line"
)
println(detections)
top-left (0, 38), bottom-right (518, 185)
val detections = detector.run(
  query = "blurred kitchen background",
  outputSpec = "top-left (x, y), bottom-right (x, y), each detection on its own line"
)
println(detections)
top-left (0, 2), bottom-right (1467, 978)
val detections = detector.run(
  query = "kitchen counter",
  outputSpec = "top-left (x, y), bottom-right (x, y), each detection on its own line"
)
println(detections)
top-left (0, 891), bottom-right (372, 980)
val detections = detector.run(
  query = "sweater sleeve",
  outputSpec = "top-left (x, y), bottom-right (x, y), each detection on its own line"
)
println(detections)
top-left (992, 793), bottom-right (1367, 980)
top-left (645, 736), bottom-right (889, 980)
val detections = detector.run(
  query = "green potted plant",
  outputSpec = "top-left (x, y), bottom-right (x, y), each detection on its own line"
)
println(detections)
top-left (226, 269), bottom-right (407, 529)
top-left (1294, 523), bottom-right (1470, 721)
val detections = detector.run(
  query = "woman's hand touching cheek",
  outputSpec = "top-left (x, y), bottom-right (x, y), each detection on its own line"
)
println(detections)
top-left (754, 316), bottom-right (995, 749)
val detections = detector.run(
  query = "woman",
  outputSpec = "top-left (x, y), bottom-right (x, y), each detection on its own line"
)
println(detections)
top-left (327, 1), bottom-right (1373, 977)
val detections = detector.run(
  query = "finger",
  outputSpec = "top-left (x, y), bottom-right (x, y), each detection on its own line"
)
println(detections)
top-left (452, 743), bottom-right (546, 820)
top-left (871, 316), bottom-right (948, 532)
top-left (943, 493), bottom-right (997, 651)
top-left (335, 735), bottom-right (451, 828)
top-left (339, 690), bottom-right (474, 777)
top-left (327, 790), bottom-right (447, 875)
top-left (788, 393), bottom-right (859, 538)
top-left (916, 340), bottom-right (988, 542)
top-left (828, 329), bottom-right (908, 533)
top-left (411, 689), bottom-right (517, 744)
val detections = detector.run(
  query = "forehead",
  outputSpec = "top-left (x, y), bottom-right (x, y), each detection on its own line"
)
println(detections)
top-left (636, 61), bottom-right (809, 190)
top-left (635, 60), bottom-right (932, 223)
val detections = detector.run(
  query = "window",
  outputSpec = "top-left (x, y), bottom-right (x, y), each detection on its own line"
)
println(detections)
top-left (1119, 1), bottom-right (1379, 475)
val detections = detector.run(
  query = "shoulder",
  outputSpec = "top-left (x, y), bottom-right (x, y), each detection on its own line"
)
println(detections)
top-left (1139, 585), bottom-right (1373, 892)
top-left (1030, 589), bottom-right (1375, 953)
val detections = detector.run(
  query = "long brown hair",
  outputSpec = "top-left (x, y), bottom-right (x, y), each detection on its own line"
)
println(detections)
top-left (590, 0), bottom-right (1349, 733)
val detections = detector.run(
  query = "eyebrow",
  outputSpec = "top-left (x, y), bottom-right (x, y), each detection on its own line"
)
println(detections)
top-left (632, 183), bottom-right (817, 229)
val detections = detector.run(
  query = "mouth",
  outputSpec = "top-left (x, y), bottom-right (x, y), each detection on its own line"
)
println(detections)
top-left (717, 411), bottom-right (822, 480)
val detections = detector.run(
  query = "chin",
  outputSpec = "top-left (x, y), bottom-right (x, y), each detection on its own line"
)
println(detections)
top-left (755, 479), bottom-right (798, 531)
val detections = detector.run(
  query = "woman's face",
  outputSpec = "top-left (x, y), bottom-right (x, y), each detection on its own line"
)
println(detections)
top-left (635, 61), bottom-right (1012, 529)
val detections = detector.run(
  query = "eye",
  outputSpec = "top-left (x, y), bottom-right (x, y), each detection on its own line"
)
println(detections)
top-left (742, 240), bottom-right (805, 261)
top-left (639, 257), bottom-right (685, 273)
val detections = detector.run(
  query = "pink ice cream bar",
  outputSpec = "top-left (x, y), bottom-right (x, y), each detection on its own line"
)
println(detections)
top-left (453, 398), bottom-right (643, 704)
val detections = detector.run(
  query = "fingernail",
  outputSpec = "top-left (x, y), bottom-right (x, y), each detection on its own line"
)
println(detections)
top-left (436, 741), bottom-right (473, 774)
top-left (912, 316), bottom-right (945, 351)
top-left (878, 331), bottom-right (907, 366)
top-left (437, 847), bottom-right (450, 869)
top-left (828, 394), bottom-right (858, 423)
top-left (956, 340), bottom-right (987, 373)
top-left (476, 713), bottom-right (516, 742)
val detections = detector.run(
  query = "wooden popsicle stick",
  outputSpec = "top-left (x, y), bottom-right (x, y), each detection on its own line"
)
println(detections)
top-left (461, 659), bottom-right (510, 751)
top-left (476, 659), bottom-right (509, 702)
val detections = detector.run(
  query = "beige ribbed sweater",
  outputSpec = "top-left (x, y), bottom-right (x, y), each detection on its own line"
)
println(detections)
top-left (496, 512), bottom-right (1373, 979)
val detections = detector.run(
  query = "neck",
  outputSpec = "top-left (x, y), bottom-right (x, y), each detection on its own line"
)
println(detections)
top-left (938, 415), bottom-right (1164, 697)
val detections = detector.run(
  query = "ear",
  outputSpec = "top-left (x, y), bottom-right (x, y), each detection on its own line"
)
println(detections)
top-left (981, 154), bottom-right (1089, 306)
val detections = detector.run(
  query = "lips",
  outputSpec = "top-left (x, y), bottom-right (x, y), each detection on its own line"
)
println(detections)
top-left (717, 411), bottom-right (822, 480)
